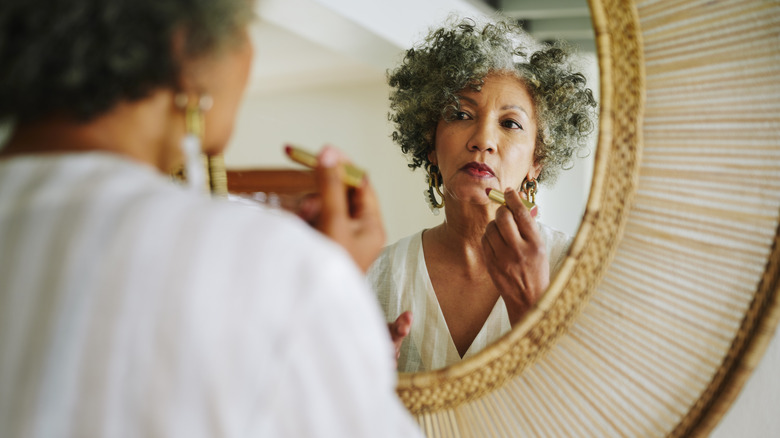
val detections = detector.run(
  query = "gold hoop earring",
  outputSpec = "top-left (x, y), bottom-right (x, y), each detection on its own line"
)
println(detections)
top-left (174, 93), bottom-right (213, 193)
top-left (523, 177), bottom-right (537, 204)
top-left (425, 163), bottom-right (445, 214)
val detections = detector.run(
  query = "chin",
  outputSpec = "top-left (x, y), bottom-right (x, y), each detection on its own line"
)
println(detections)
top-left (202, 133), bottom-right (232, 156)
top-left (450, 186), bottom-right (492, 204)
top-left (203, 144), bottom-right (228, 156)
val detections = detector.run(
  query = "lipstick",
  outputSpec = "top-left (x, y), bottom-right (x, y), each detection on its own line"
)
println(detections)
top-left (285, 145), bottom-right (365, 187)
top-left (487, 188), bottom-right (538, 218)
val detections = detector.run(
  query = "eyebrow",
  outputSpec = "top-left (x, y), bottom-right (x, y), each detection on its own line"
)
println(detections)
top-left (501, 105), bottom-right (530, 117)
top-left (457, 95), bottom-right (531, 117)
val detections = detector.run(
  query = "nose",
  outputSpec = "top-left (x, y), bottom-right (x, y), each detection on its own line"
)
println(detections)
top-left (468, 119), bottom-right (497, 153)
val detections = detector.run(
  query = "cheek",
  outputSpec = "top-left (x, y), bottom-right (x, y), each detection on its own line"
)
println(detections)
top-left (500, 146), bottom-right (536, 183)
top-left (202, 45), bottom-right (253, 154)
top-left (432, 123), bottom-right (462, 163)
top-left (202, 105), bottom-right (237, 154)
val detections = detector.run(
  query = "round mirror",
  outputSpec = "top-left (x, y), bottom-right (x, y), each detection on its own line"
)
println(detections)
top-left (226, 0), bottom-right (600, 372)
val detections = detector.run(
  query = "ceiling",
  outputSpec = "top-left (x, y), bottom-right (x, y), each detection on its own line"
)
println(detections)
top-left (248, 0), bottom-right (594, 95)
top-left (490, 0), bottom-right (595, 52)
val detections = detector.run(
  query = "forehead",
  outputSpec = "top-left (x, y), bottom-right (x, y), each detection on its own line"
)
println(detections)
top-left (456, 74), bottom-right (536, 119)
top-left (459, 73), bottom-right (534, 107)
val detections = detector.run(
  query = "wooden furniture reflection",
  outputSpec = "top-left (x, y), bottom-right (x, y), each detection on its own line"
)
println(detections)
top-left (225, 168), bottom-right (316, 210)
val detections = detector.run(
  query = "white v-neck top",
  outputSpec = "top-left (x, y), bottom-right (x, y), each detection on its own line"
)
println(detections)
top-left (368, 225), bottom-right (571, 373)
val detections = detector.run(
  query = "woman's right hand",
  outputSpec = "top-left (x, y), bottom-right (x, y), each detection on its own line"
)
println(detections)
top-left (481, 188), bottom-right (550, 325)
top-left (388, 311), bottom-right (413, 365)
top-left (306, 146), bottom-right (386, 273)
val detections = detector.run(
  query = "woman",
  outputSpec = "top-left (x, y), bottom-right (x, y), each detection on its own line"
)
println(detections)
top-left (0, 1), bottom-right (420, 436)
top-left (370, 18), bottom-right (597, 372)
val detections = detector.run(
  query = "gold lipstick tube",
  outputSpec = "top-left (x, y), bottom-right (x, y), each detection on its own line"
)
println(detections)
top-left (285, 145), bottom-right (365, 187)
top-left (487, 188), bottom-right (538, 217)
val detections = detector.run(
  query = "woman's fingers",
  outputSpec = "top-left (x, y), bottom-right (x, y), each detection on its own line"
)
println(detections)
top-left (482, 188), bottom-right (550, 325)
top-left (314, 146), bottom-right (348, 233)
top-left (485, 203), bottom-right (531, 264)
top-left (493, 204), bottom-right (523, 249)
top-left (485, 189), bottom-right (541, 257)
top-left (390, 311), bottom-right (412, 341)
top-left (502, 188), bottom-right (542, 245)
top-left (295, 193), bottom-right (322, 226)
top-left (312, 145), bottom-right (386, 272)
top-left (388, 311), bottom-right (413, 361)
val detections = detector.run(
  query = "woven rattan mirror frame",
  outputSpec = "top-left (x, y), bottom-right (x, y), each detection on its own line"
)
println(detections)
top-left (395, 0), bottom-right (780, 436)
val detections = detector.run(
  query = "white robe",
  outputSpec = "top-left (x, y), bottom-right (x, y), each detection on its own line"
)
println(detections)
top-left (0, 152), bottom-right (421, 438)
top-left (368, 225), bottom-right (571, 373)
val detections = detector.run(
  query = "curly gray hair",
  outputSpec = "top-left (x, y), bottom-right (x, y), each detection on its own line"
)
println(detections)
top-left (388, 17), bottom-right (597, 184)
top-left (0, 0), bottom-right (253, 123)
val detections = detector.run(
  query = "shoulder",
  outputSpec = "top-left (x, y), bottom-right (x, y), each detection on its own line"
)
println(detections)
top-left (83, 155), bottom-right (368, 306)
top-left (189, 196), bottom-right (361, 286)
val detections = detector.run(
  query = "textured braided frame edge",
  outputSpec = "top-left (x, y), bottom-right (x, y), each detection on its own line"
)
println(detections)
top-left (395, 0), bottom-right (645, 414)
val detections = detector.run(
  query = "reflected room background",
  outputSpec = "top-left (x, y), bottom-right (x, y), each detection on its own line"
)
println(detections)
top-left (224, 0), bottom-right (599, 243)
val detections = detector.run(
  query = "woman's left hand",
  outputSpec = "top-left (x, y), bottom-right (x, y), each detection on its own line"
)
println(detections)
top-left (388, 311), bottom-right (412, 367)
top-left (481, 188), bottom-right (550, 325)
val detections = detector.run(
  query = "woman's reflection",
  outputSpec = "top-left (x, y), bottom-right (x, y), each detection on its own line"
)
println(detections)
top-left (368, 18), bottom-right (597, 372)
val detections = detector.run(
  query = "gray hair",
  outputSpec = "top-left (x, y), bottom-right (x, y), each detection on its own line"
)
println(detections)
top-left (0, 0), bottom-right (254, 123)
top-left (388, 17), bottom-right (598, 184)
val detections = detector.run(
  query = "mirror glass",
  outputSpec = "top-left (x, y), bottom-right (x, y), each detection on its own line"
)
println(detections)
top-left (225, 0), bottom-right (598, 371)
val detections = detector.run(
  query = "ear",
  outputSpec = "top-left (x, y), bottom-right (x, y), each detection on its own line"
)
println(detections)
top-left (170, 27), bottom-right (204, 94)
top-left (427, 148), bottom-right (438, 166)
top-left (529, 160), bottom-right (542, 180)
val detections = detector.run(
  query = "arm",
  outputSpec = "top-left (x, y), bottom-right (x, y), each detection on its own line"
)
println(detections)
top-left (481, 188), bottom-right (550, 325)
top-left (299, 146), bottom-right (386, 272)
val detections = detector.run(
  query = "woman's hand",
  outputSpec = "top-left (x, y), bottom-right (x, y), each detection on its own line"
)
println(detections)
top-left (305, 146), bottom-right (386, 272)
top-left (481, 188), bottom-right (550, 325)
top-left (388, 311), bottom-right (412, 366)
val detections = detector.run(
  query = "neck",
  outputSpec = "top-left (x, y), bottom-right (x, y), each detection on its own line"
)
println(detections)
top-left (427, 196), bottom-right (498, 270)
top-left (0, 90), bottom-right (183, 173)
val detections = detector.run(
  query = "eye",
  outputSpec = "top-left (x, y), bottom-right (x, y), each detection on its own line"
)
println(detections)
top-left (501, 119), bottom-right (522, 130)
top-left (455, 111), bottom-right (472, 120)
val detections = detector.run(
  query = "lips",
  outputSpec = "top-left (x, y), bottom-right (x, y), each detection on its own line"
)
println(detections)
top-left (460, 162), bottom-right (496, 178)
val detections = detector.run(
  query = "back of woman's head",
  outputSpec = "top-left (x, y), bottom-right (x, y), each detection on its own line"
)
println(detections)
top-left (0, 0), bottom-right (252, 124)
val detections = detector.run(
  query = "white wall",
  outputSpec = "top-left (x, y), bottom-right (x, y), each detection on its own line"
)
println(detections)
top-left (711, 326), bottom-right (780, 437)
top-left (224, 53), bottom-right (598, 243)
top-left (225, 80), bottom-right (441, 243)
top-left (539, 51), bottom-right (599, 236)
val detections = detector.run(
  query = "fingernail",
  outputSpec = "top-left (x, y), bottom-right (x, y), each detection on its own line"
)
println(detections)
top-left (319, 148), bottom-right (337, 168)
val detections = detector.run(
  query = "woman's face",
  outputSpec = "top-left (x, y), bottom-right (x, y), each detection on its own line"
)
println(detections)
top-left (430, 73), bottom-right (540, 207)
top-left (197, 30), bottom-right (254, 155)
